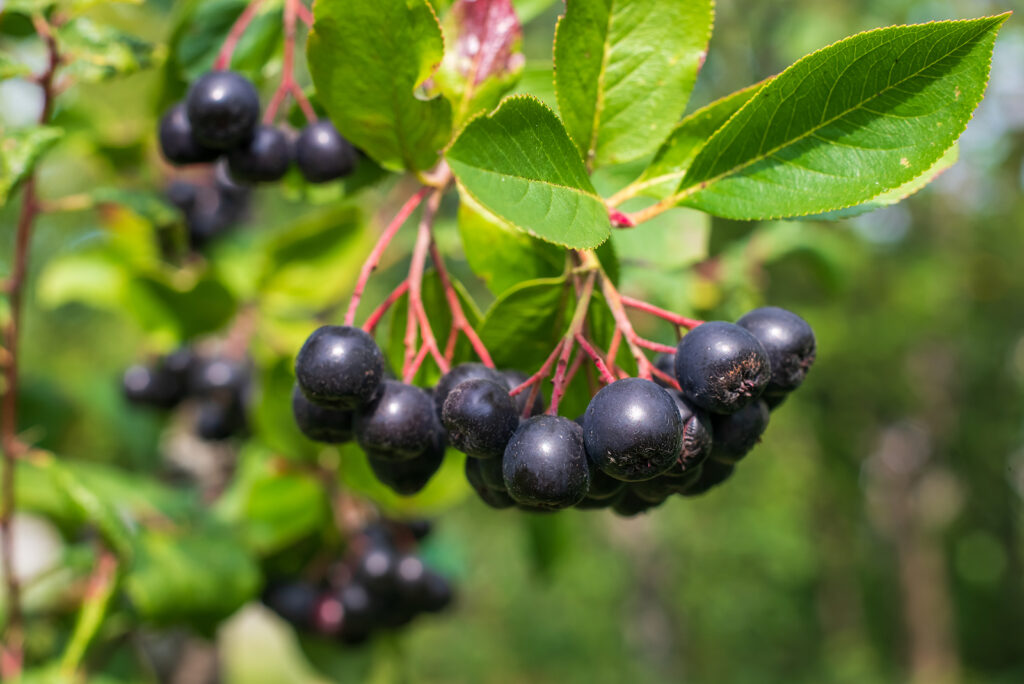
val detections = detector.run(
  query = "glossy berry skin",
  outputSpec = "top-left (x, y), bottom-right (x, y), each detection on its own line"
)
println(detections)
top-left (675, 321), bottom-right (771, 414)
top-left (122, 364), bottom-right (185, 409)
top-left (583, 378), bottom-right (683, 482)
top-left (355, 381), bottom-right (437, 460)
top-left (227, 124), bottom-right (292, 183)
top-left (295, 121), bottom-right (357, 183)
top-left (584, 454), bottom-right (626, 500)
top-left (366, 437), bottom-right (445, 496)
top-left (355, 544), bottom-right (398, 595)
top-left (442, 379), bottom-right (519, 459)
top-left (464, 457), bottom-right (513, 508)
top-left (669, 392), bottom-right (713, 470)
top-left (295, 325), bottom-right (384, 409)
top-left (736, 306), bottom-right (816, 395)
top-left (433, 363), bottom-right (506, 419)
top-left (292, 384), bottom-right (354, 444)
top-left (477, 456), bottom-right (505, 491)
top-left (501, 370), bottom-right (545, 416)
top-left (185, 71), bottom-right (260, 150)
top-left (710, 399), bottom-right (769, 464)
top-left (158, 103), bottom-right (219, 165)
top-left (680, 459), bottom-right (734, 496)
top-left (502, 416), bottom-right (590, 510)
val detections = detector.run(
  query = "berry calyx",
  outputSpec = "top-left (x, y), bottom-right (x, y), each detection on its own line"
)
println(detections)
top-left (185, 70), bottom-right (260, 150)
top-left (582, 378), bottom-right (683, 482)
top-left (668, 392), bottom-right (713, 470)
top-left (736, 306), bottom-right (816, 396)
top-left (295, 325), bottom-right (384, 409)
top-left (675, 321), bottom-right (771, 414)
top-left (441, 378), bottom-right (519, 459)
top-left (502, 415), bottom-right (590, 510)
top-left (354, 380), bottom-right (438, 460)
top-left (295, 120), bottom-right (357, 183)
top-left (227, 124), bottom-right (292, 183)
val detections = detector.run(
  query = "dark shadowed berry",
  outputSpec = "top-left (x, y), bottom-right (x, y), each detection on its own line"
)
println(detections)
top-left (418, 571), bottom-right (453, 612)
top-left (189, 357), bottom-right (249, 396)
top-left (406, 519), bottom-right (432, 540)
top-left (764, 393), bottom-right (787, 410)
top-left (737, 306), bottom-right (816, 395)
top-left (653, 352), bottom-right (676, 388)
top-left (502, 416), bottom-right (590, 510)
top-left (366, 439), bottom-right (445, 496)
top-left (668, 392), bottom-right (713, 469)
top-left (355, 381), bottom-right (437, 460)
top-left (292, 384), bottom-right (354, 443)
top-left (582, 378), bottom-right (682, 482)
top-left (465, 457), bottom-right (516, 508)
top-left (122, 364), bottom-right (185, 409)
top-left (295, 325), bottom-right (384, 409)
top-left (477, 455), bottom-right (505, 491)
top-left (631, 476), bottom-right (676, 504)
top-left (611, 488), bottom-right (660, 517)
top-left (680, 460), bottom-right (734, 496)
top-left (434, 363), bottom-right (506, 418)
top-left (227, 124), bottom-right (292, 183)
top-left (442, 378), bottom-right (519, 459)
top-left (574, 496), bottom-right (615, 510)
top-left (584, 453), bottom-right (626, 500)
top-left (710, 399), bottom-right (769, 464)
top-left (295, 120), bottom-right (357, 183)
top-left (501, 370), bottom-right (545, 416)
top-left (165, 181), bottom-right (199, 211)
top-left (263, 581), bottom-right (318, 629)
top-left (195, 397), bottom-right (245, 440)
top-left (158, 103), bottom-right (219, 165)
top-left (355, 544), bottom-right (398, 595)
top-left (185, 70), bottom-right (260, 150)
top-left (675, 321), bottom-right (771, 414)
top-left (337, 583), bottom-right (375, 639)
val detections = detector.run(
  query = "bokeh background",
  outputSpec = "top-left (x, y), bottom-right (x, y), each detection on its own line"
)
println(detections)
top-left (2, 0), bottom-right (1023, 682)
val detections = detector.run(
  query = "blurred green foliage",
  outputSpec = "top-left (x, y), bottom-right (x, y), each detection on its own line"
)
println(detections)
top-left (1, 0), bottom-right (1022, 682)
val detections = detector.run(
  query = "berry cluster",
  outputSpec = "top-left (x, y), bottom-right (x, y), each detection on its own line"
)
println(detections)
top-left (261, 519), bottom-right (453, 645)
top-left (122, 348), bottom-right (251, 441)
top-left (159, 70), bottom-right (357, 185)
top-left (164, 163), bottom-right (251, 250)
top-left (292, 307), bottom-right (814, 515)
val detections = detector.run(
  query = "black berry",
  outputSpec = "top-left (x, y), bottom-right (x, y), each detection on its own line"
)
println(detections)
top-left (122, 364), bottom-right (185, 409)
top-left (736, 306), bottom-right (816, 395)
top-left (355, 381), bottom-right (437, 460)
top-left (501, 370), bottom-right (545, 416)
top-left (227, 124), bottom-right (292, 183)
top-left (366, 437), bottom-right (445, 496)
top-left (611, 488), bottom-right (661, 517)
top-left (433, 363), bottom-right (506, 419)
top-left (679, 460), bottom-right (735, 496)
top-left (668, 392), bottom-right (713, 469)
top-left (441, 378), bottom-right (519, 459)
top-left (710, 399), bottom-right (769, 464)
top-left (675, 321), bottom-right (771, 414)
top-left (584, 453), bottom-right (626, 500)
top-left (295, 120), bottom-right (357, 183)
top-left (158, 103), bottom-right (219, 165)
top-left (292, 384), bottom-right (354, 444)
top-left (582, 378), bottom-right (682, 482)
top-left (263, 581), bottom-right (318, 629)
top-left (652, 352), bottom-right (676, 388)
top-left (185, 70), bottom-right (260, 150)
top-left (477, 455), bottom-right (506, 491)
top-left (189, 357), bottom-right (248, 396)
top-left (295, 325), bottom-right (384, 409)
top-left (195, 397), bottom-right (245, 440)
top-left (502, 416), bottom-right (590, 510)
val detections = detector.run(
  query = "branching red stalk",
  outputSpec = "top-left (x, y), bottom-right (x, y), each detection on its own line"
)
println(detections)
top-left (619, 295), bottom-right (703, 329)
top-left (428, 242), bottom-right (493, 368)
top-left (402, 191), bottom-right (448, 382)
top-left (264, 0), bottom-right (316, 123)
top-left (548, 272), bottom-right (596, 415)
top-left (361, 280), bottom-right (409, 334)
top-left (573, 334), bottom-right (616, 385)
top-left (633, 338), bottom-right (678, 354)
top-left (295, 1), bottom-right (313, 26)
top-left (1, 16), bottom-right (59, 679)
top-left (563, 344), bottom-right (587, 390)
top-left (649, 364), bottom-right (681, 391)
top-left (598, 270), bottom-right (655, 380)
top-left (214, 0), bottom-right (267, 70)
top-left (508, 340), bottom-right (564, 397)
top-left (345, 187), bottom-right (430, 326)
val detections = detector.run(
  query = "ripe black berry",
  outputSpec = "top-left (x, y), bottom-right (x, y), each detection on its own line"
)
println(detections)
top-left (653, 352), bottom-right (676, 388)
top-left (679, 460), bottom-right (735, 496)
top-left (441, 378), bottom-right (519, 459)
top-left (195, 397), bottom-right (245, 440)
top-left (433, 363), bottom-right (506, 419)
top-left (189, 357), bottom-right (248, 396)
top-left (295, 120), bottom-right (357, 183)
top-left (227, 124), bottom-right (292, 183)
top-left (337, 583), bottom-right (375, 639)
top-left (465, 459), bottom-right (515, 509)
top-left (292, 384), bottom-right (354, 444)
top-left (710, 399), bottom-right (769, 464)
top-left (584, 454), bottom-right (626, 500)
top-left (295, 325), bottom-right (384, 409)
top-left (477, 455), bottom-right (506, 491)
top-left (263, 581), bottom-right (318, 629)
top-left (582, 378), bottom-right (682, 482)
top-left (631, 476), bottom-right (674, 504)
top-left (355, 381), bottom-right (437, 460)
top-left (417, 571), bottom-right (454, 612)
top-left (611, 488), bottom-right (660, 517)
top-left (675, 321), bottom-right (771, 414)
top-left (668, 392), bottom-right (713, 469)
top-left (355, 544), bottom-right (398, 595)
top-left (366, 437), bottom-right (445, 496)
top-left (736, 306), bottom-right (816, 395)
top-left (185, 70), bottom-right (260, 150)
top-left (501, 370), bottom-right (545, 416)
top-left (122, 364), bottom-right (185, 409)
top-left (158, 103), bottom-right (219, 165)
top-left (502, 416), bottom-right (590, 510)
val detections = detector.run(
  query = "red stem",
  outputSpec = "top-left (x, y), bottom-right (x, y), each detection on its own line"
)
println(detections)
top-left (214, 0), bottom-right (267, 70)
top-left (296, 1), bottom-right (313, 26)
top-left (564, 346), bottom-right (586, 389)
top-left (428, 242), bottom-right (493, 367)
top-left (345, 187), bottom-right (430, 326)
top-left (403, 191), bottom-right (449, 382)
top-left (361, 280), bottom-right (409, 333)
top-left (508, 340), bottom-right (564, 397)
top-left (649, 364), bottom-right (681, 391)
top-left (608, 207), bottom-right (636, 228)
top-left (598, 270), bottom-right (654, 380)
top-left (548, 272), bottom-right (596, 415)
top-left (633, 337), bottom-right (678, 354)
top-left (620, 295), bottom-right (703, 329)
top-left (574, 334), bottom-right (617, 385)
top-left (263, 0), bottom-right (316, 123)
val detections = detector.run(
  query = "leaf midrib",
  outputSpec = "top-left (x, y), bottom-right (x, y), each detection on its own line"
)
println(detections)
top-left (674, 20), bottom-right (993, 203)
top-left (584, 1), bottom-right (616, 167)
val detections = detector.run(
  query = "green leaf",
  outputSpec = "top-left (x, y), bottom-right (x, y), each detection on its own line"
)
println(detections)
top-left (632, 81), bottom-right (765, 200)
top-left (806, 143), bottom-right (959, 221)
top-left (133, 274), bottom-right (238, 341)
top-left (307, 0), bottom-right (452, 173)
top-left (675, 15), bottom-right (1008, 220)
top-left (554, 0), bottom-right (714, 168)
top-left (0, 125), bottom-right (62, 205)
top-left (478, 276), bottom-right (570, 370)
top-left (434, 0), bottom-right (524, 128)
top-left (457, 189), bottom-right (564, 294)
top-left (514, 0), bottom-right (559, 23)
top-left (91, 187), bottom-right (180, 227)
top-left (0, 53), bottom-right (31, 80)
top-left (56, 17), bottom-right (159, 83)
top-left (447, 95), bottom-right (610, 249)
